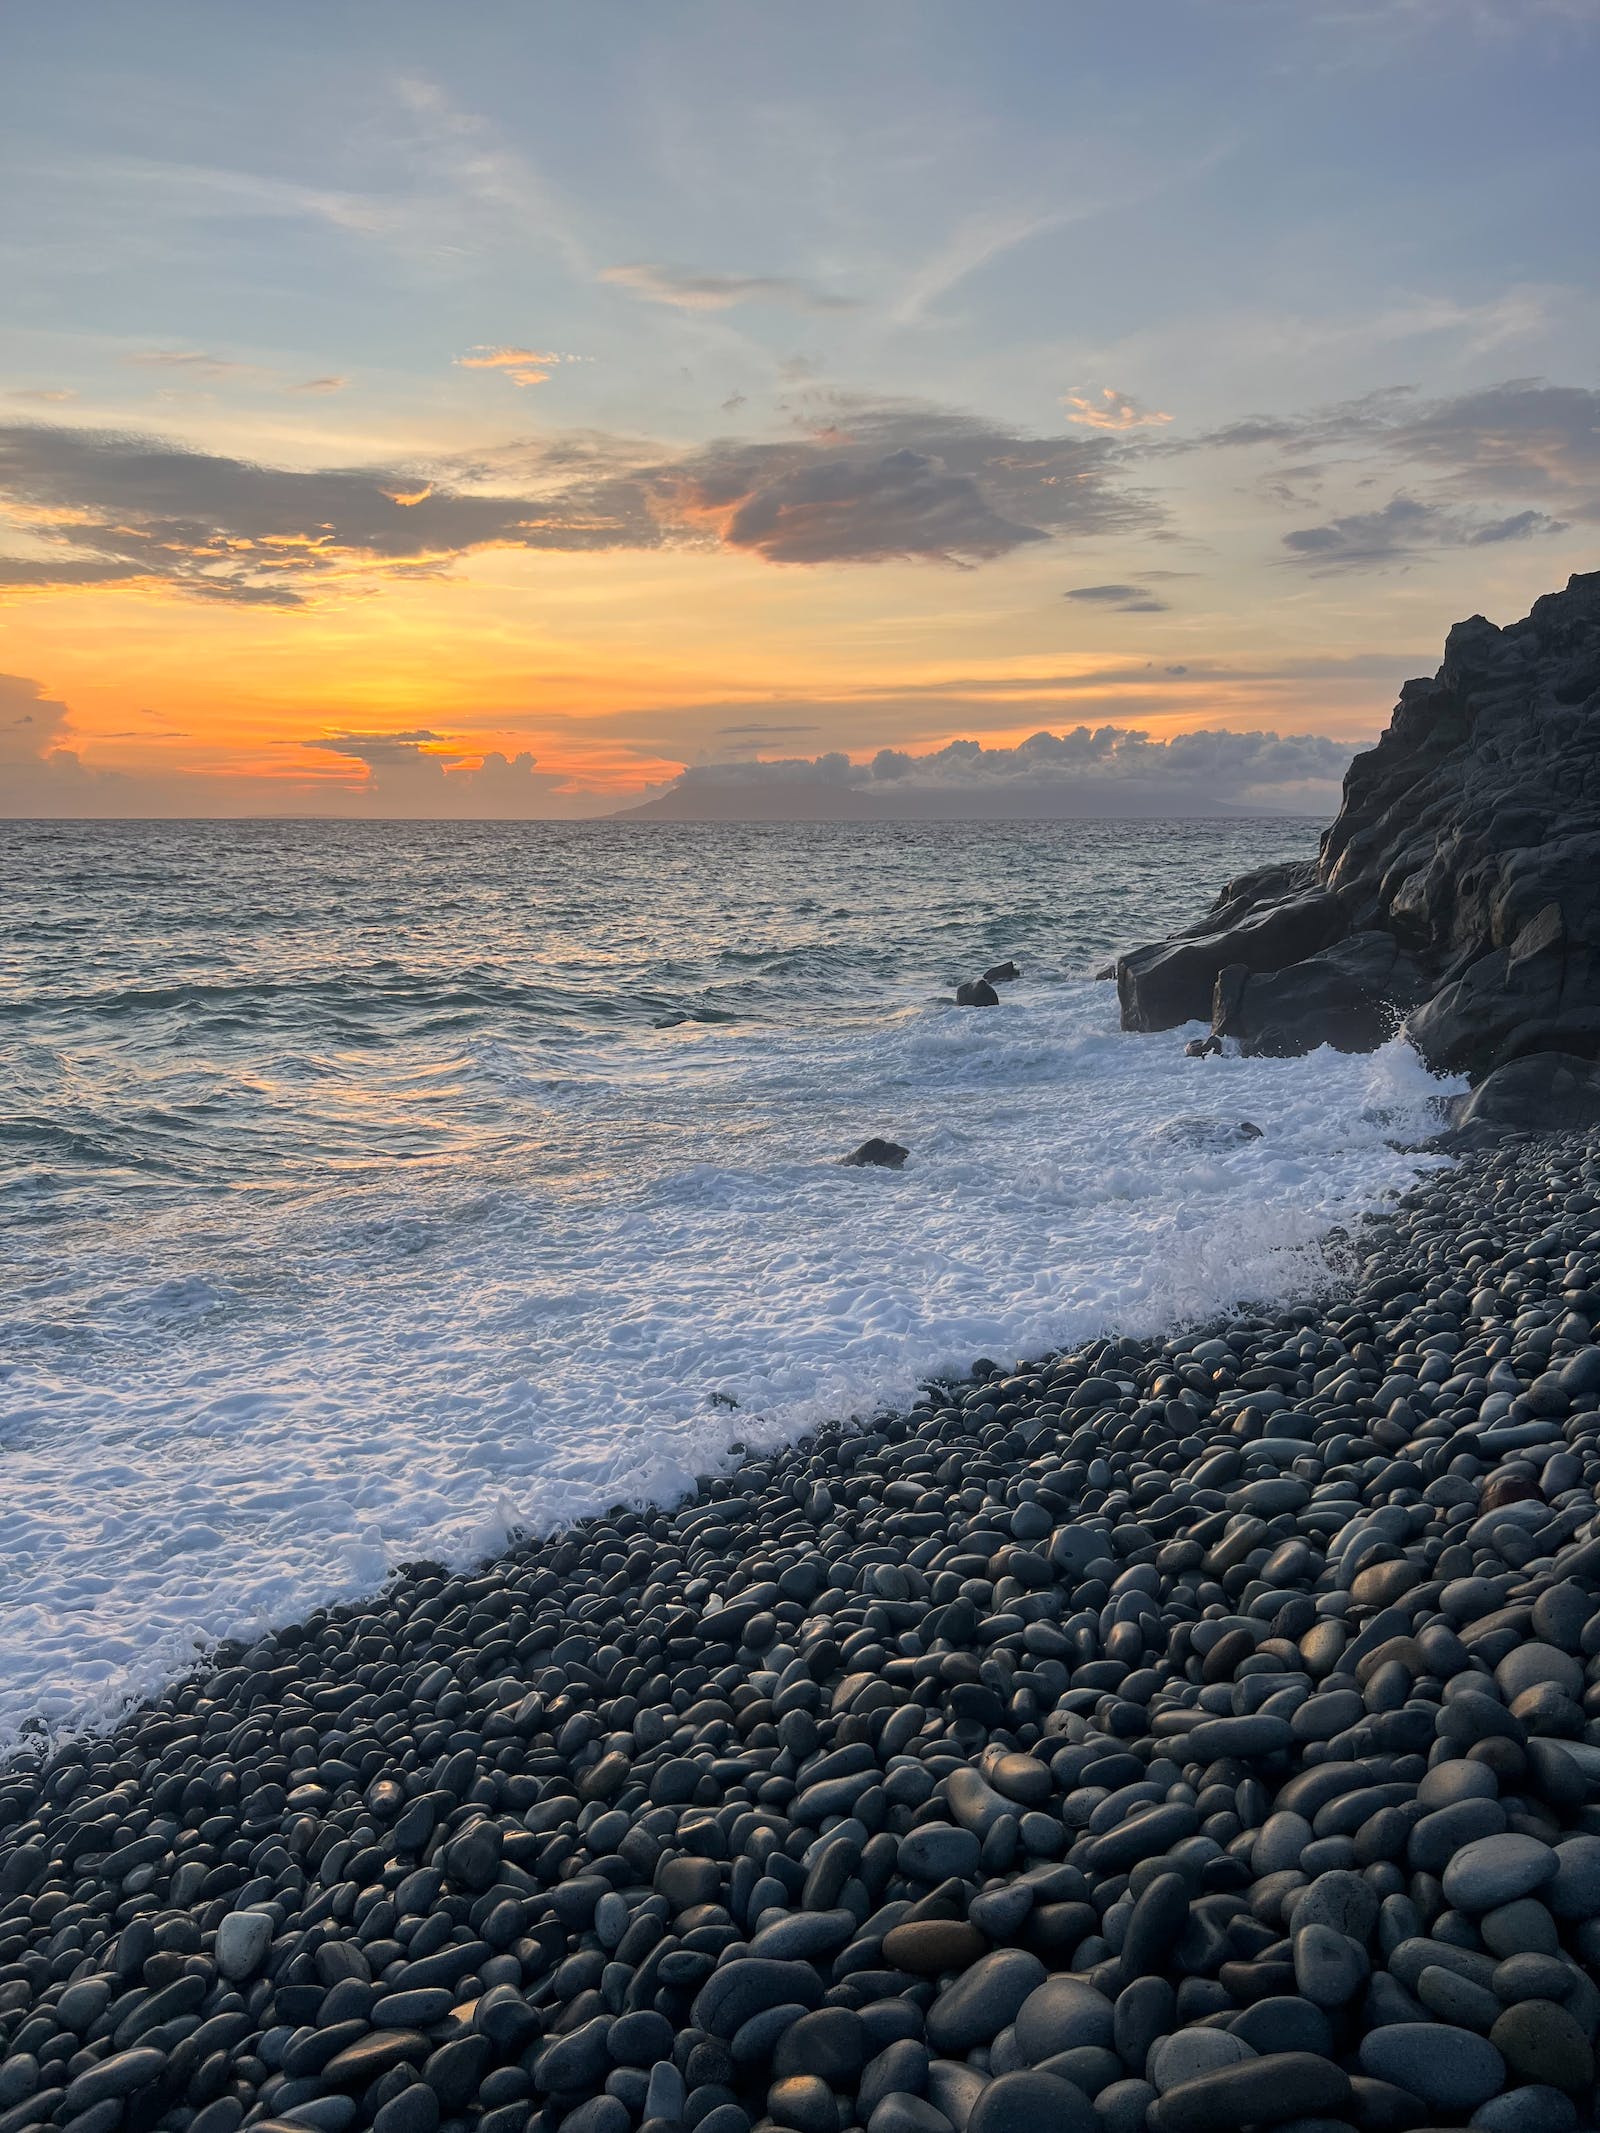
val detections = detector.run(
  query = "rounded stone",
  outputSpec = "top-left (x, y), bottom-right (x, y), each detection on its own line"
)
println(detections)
top-left (1012, 1978), bottom-right (1115, 2063)
top-left (883, 1920), bottom-right (987, 1975)
top-left (1489, 2001), bottom-right (1595, 2096)
top-left (1293, 1922), bottom-right (1369, 2007)
top-left (927, 1952), bottom-right (1047, 2053)
top-left (1145, 2052), bottom-right (1352, 2133)
top-left (867, 2098), bottom-right (954, 2133)
top-left (899, 1824), bottom-right (982, 1881)
top-left (1147, 2030), bottom-right (1255, 2095)
top-left (1442, 1835), bottom-right (1557, 1913)
top-left (769, 2077), bottom-right (838, 2133)
top-left (1289, 1869), bottom-right (1378, 1943)
top-left (966, 2070), bottom-right (1095, 2133)
top-left (1547, 1836), bottom-right (1600, 1920)
top-left (1359, 2023), bottom-right (1507, 2112)
top-left (1494, 1643), bottom-right (1583, 1703)
top-left (215, 1907), bottom-right (274, 1981)
top-left (1470, 2083), bottom-right (1579, 2133)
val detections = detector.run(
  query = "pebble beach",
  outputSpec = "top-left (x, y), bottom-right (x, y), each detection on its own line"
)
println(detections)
top-left (5, 1127), bottom-right (1600, 2133)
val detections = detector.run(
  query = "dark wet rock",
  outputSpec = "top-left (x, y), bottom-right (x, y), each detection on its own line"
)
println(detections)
top-left (1211, 932), bottom-right (1423, 1058)
top-left (1449, 1053), bottom-right (1600, 1138)
top-left (842, 1137), bottom-right (910, 1170)
top-left (967, 2070), bottom-right (1094, 2133)
top-left (1117, 870), bottom-right (1345, 1031)
top-left (982, 962), bottom-right (1019, 985)
top-left (955, 980), bottom-right (1000, 1007)
top-left (1115, 571), bottom-right (1600, 1090)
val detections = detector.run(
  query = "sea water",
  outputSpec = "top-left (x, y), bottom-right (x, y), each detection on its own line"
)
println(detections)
top-left (0, 817), bottom-right (1457, 1752)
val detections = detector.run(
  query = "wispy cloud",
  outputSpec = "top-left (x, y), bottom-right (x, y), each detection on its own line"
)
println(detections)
top-left (287, 375), bottom-right (348, 395)
top-left (1174, 377), bottom-right (1600, 534)
top-left (602, 263), bottom-right (858, 313)
top-left (1064, 582), bottom-right (1171, 611)
top-left (891, 207), bottom-right (1070, 325)
top-left (126, 349), bottom-right (255, 380)
top-left (7, 389), bottom-right (77, 405)
top-left (1283, 493), bottom-right (1567, 571)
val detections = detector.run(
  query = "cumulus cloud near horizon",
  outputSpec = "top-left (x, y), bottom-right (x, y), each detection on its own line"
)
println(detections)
top-left (0, 678), bottom-right (622, 820)
top-left (623, 724), bottom-right (1355, 822)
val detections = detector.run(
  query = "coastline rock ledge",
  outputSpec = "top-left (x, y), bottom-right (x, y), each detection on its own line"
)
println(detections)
top-left (1115, 571), bottom-right (1600, 1119)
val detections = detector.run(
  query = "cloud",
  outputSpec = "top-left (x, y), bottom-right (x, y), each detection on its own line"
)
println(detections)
top-left (455, 345), bottom-right (580, 388)
top-left (126, 350), bottom-right (254, 380)
top-left (8, 388), bottom-right (77, 405)
top-left (1176, 378), bottom-right (1600, 526)
top-left (0, 670), bottom-right (74, 761)
top-left (1283, 493), bottom-right (1566, 570)
top-left (1064, 388), bottom-right (1173, 433)
top-left (665, 397), bottom-right (1159, 566)
top-left (0, 680), bottom-right (622, 819)
top-left (1064, 582), bottom-right (1172, 612)
top-left (600, 264), bottom-right (856, 313)
top-left (301, 728), bottom-right (603, 815)
top-left (685, 444), bottom-right (1047, 566)
top-left (0, 419), bottom-right (656, 605)
top-left (892, 207), bottom-right (1071, 326)
top-left (287, 376), bottom-right (348, 395)
top-left (0, 398), bottom-right (1158, 601)
top-left (1385, 380), bottom-right (1600, 507)
top-left (624, 725), bottom-right (1355, 821)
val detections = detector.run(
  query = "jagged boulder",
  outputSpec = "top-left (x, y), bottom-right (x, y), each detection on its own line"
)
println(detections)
top-left (1115, 867), bottom-right (1345, 1030)
top-left (1212, 932), bottom-right (1427, 1059)
top-left (1444, 1053), bottom-right (1600, 1137)
top-left (841, 1138), bottom-right (909, 1170)
top-left (1113, 571), bottom-right (1600, 1084)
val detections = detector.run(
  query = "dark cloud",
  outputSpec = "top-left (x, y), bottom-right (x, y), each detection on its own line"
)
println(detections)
top-left (623, 725), bottom-right (1353, 821)
top-left (1064, 582), bottom-right (1171, 611)
top-left (1283, 493), bottom-right (1566, 571)
top-left (694, 445), bottom-right (1045, 566)
top-left (1386, 381), bottom-right (1600, 507)
top-left (0, 400), bottom-right (1156, 601)
top-left (666, 399), bottom-right (1157, 567)
top-left (1173, 378), bottom-right (1600, 555)
top-left (600, 264), bottom-right (858, 313)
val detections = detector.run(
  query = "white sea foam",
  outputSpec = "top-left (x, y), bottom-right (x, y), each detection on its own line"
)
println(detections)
top-left (0, 973), bottom-right (1460, 1756)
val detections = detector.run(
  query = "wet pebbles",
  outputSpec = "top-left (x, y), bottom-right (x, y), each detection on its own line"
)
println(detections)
top-left (3, 1133), bottom-right (1600, 2133)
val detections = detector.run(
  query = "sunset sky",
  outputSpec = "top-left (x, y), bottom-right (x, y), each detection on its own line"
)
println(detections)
top-left (3, 0), bottom-right (1597, 817)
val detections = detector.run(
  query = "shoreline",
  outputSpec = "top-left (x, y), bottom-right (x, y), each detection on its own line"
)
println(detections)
top-left (1, 1128), bottom-right (1598, 2133)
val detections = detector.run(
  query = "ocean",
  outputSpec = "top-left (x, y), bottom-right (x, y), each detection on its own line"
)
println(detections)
top-left (0, 817), bottom-right (1457, 1754)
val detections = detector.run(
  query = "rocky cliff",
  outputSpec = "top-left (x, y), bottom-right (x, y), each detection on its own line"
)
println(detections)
top-left (1115, 570), bottom-right (1600, 1115)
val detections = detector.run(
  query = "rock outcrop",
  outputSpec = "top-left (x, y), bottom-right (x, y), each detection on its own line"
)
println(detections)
top-left (1115, 570), bottom-right (1600, 1083)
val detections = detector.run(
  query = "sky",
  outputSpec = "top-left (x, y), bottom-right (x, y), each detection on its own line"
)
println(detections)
top-left (1, 0), bottom-right (1597, 819)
